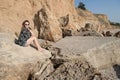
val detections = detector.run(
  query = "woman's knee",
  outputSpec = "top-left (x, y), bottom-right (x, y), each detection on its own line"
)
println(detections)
top-left (31, 36), bottom-right (36, 39)
top-left (31, 36), bottom-right (37, 41)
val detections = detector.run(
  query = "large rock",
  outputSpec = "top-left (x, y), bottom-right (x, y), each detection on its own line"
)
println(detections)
top-left (38, 58), bottom-right (97, 80)
top-left (35, 8), bottom-right (62, 41)
top-left (52, 36), bottom-right (120, 69)
top-left (0, 33), bottom-right (51, 80)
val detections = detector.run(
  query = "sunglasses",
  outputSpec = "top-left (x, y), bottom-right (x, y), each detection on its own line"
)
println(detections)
top-left (24, 23), bottom-right (29, 25)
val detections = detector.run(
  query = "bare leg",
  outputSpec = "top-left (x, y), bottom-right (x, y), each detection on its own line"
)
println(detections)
top-left (26, 36), bottom-right (43, 51)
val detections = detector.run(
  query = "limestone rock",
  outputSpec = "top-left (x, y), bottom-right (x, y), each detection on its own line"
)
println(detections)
top-left (52, 36), bottom-right (120, 69)
top-left (114, 31), bottom-right (120, 38)
top-left (58, 14), bottom-right (69, 27)
top-left (34, 8), bottom-right (62, 42)
top-left (95, 14), bottom-right (111, 29)
top-left (31, 57), bottom-right (119, 80)
top-left (41, 58), bottom-right (96, 80)
top-left (76, 9), bottom-right (111, 31)
top-left (0, 33), bottom-right (51, 80)
top-left (105, 31), bottom-right (113, 36)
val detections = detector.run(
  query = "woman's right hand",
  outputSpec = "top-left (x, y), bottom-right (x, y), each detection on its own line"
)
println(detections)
top-left (29, 29), bottom-right (35, 36)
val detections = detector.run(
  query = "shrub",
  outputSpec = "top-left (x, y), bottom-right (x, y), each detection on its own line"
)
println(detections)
top-left (78, 2), bottom-right (86, 10)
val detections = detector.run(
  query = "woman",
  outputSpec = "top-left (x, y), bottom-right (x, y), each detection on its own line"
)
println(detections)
top-left (16, 20), bottom-right (43, 51)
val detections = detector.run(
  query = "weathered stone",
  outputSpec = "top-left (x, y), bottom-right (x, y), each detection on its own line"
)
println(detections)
top-left (75, 30), bottom-right (103, 37)
top-left (105, 31), bottom-right (113, 36)
top-left (76, 8), bottom-right (111, 31)
top-left (0, 0), bottom-right (119, 80)
top-left (34, 8), bottom-right (62, 42)
top-left (31, 56), bottom-right (118, 80)
top-left (58, 14), bottom-right (69, 27)
top-left (0, 0), bottom-right (112, 42)
top-left (95, 14), bottom-right (111, 29)
top-left (0, 0), bottom-right (81, 42)
top-left (52, 36), bottom-right (120, 69)
top-left (31, 57), bottom-right (94, 80)
top-left (114, 31), bottom-right (120, 38)
top-left (102, 29), bottom-right (120, 37)
top-left (0, 33), bottom-right (51, 80)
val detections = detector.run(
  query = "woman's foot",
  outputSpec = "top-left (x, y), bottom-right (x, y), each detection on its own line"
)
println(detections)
top-left (38, 48), bottom-right (45, 52)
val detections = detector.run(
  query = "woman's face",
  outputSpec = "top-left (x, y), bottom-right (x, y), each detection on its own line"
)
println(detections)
top-left (24, 22), bottom-right (29, 28)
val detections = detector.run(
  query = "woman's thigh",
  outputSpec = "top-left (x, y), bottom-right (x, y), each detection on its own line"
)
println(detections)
top-left (25, 36), bottom-right (36, 46)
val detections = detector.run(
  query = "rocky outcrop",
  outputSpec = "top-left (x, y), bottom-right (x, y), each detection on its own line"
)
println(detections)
top-left (52, 36), bottom-right (119, 57)
top-left (101, 28), bottom-right (120, 37)
top-left (76, 9), bottom-right (111, 31)
top-left (29, 36), bottom-right (120, 80)
top-left (73, 24), bottom-right (104, 37)
top-left (95, 14), bottom-right (111, 28)
top-left (114, 31), bottom-right (120, 38)
top-left (0, 33), bottom-right (51, 80)
top-left (0, 0), bottom-right (82, 42)
top-left (76, 9), bottom-right (100, 28)
top-left (52, 36), bottom-right (120, 69)
top-left (31, 57), bottom-right (97, 80)
top-left (0, 31), bottom-right (120, 80)
top-left (1, 0), bottom-right (112, 42)
top-left (0, 0), bottom-right (119, 80)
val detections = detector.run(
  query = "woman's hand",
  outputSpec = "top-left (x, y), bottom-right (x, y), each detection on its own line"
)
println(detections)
top-left (30, 30), bottom-right (35, 36)
top-left (28, 27), bottom-right (35, 36)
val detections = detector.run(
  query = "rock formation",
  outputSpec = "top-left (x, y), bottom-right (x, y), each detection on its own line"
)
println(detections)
top-left (76, 9), bottom-right (111, 31)
top-left (0, 0), bottom-right (112, 42)
top-left (0, 33), bottom-right (51, 80)
top-left (1, 0), bottom-right (120, 80)
top-left (0, 0), bottom-right (81, 42)
top-left (95, 14), bottom-right (111, 29)
top-left (30, 36), bottom-right (120, 80)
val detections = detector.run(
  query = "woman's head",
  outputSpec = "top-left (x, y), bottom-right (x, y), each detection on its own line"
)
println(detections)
top-left (22, 20), bottom-right (30, 29)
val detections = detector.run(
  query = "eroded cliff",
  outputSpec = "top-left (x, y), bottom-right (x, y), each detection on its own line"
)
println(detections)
top-left (0, 0), bottom-right (111, 42)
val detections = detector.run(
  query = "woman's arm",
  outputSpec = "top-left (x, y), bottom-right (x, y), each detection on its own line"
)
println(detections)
top-left (28, 27), bottom-right (35, 36)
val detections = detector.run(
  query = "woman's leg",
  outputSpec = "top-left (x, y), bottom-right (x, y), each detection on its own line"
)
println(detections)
top-left (26, 36), bottom-right (43, 51)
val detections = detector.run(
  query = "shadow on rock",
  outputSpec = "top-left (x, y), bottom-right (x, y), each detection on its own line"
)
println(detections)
top-left (113, 64), bottom-right (120, 79)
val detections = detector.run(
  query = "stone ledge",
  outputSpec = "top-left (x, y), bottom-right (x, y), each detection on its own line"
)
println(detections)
top-left (53, 36), bottom-right (120, 69)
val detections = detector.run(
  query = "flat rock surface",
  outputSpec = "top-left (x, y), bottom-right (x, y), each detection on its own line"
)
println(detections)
top-left (0, 33), bottom-right (51, 80)
top-left (53, 36), bottom-right (119, 56)
top-left (0, 33), bottom-right (51, 65)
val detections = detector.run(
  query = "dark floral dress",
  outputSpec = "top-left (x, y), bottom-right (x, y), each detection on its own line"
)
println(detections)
top-left (16, 28), bottom-right (31, 46)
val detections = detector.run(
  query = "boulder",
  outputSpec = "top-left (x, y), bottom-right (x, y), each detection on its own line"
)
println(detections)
top-left (75, 30), bottom-right (103, 37)
top-left (114, 31), bottom-right (120, 38)
top-left (73, 26), bottom-right (103, 37)
top-left (37, 58), bottom-right (96, 80)
top-left (0, 33), bottom-right (51, 80)
top-left (58, 14), bottom-right (69, 27)
top-left (52, 36), bottom-right (120, 69)
top-left (102, 29), bottom-right (120, 37)
top-left (105, 31), bottom-right (113, 36)
top-left (35, 8), bottom-right (62, 42)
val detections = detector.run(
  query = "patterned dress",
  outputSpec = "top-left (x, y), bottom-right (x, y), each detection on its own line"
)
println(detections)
top-left (16, 28), bottom-right (31, 46)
